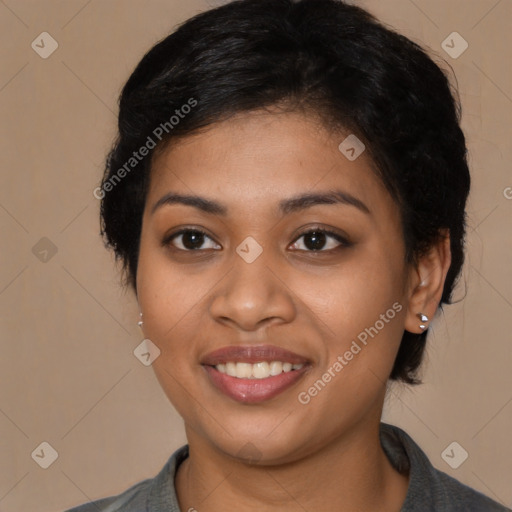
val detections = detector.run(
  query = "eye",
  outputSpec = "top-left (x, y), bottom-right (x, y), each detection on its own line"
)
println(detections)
top-left (163, 229), bottom-right (221, 251)
top-left (289, 228), bottom-right (350, 252)
top-left (163, 226), bottom-right (350, 253)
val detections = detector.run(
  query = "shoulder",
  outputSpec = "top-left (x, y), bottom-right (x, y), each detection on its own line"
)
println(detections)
top-left (432, 469), bottom-right (510, 511)
top-left (380, 423), bottom-right (511, 512)
top-left (63, 445), bottom-right (189, 512)
top-left (63, 478), bottom-right (151, 512)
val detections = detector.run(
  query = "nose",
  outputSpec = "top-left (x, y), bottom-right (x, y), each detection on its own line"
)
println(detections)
top-left (209, 248), bottom-right (296, 332)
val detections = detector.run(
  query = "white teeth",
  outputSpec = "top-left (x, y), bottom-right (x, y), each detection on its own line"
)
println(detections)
top-left (252, 362), bottom-right (270, 379)
top-left (226, 362), bottom-right (237, 377)
top-left (215, 361), bottom-right (304, 379)
top-left (269, 361), bottom-right (283, 376)
top-left (236, 362), bottom-right (252, 378)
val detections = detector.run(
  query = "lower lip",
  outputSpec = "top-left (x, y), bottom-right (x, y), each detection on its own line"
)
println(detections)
top-left (203, 365), bottom-right (309, 404)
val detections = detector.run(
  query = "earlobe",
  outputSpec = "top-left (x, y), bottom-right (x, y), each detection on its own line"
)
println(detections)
top-left (404, 231), bottom-right (452, 334)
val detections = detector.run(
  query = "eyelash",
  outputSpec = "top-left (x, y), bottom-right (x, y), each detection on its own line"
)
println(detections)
top-left (162, 226), bottom-right (351, 254)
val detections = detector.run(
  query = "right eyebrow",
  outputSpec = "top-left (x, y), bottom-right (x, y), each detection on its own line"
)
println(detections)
top-left (151, 192), bottom-right (227, 216)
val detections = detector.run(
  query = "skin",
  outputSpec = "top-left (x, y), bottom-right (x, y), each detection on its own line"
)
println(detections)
top-left (136, 109), bottom-right (451, 512)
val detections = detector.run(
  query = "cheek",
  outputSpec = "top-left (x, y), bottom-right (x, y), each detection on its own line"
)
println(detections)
top-left (137, 229), bottom-right (198, 322)
top-left (136, 238), bottom-right (191, 351)
top-left (291, 265), bottom-right (406, 438)
top-left (136, 252), bottom-right (208, 421)
top-left (305, 249), bottom-right (407, 382)
top-left (136, 238), bottom-right (234, 403)
top-left (307, 253), bottom-right (405, 335)
top-left (137, 266), bottom-right (204, 354)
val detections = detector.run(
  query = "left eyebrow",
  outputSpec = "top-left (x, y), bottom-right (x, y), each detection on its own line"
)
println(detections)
top-left (278, 190), bottom-right (370, 216)
top-left (150, 189), bottom-right (371, 217)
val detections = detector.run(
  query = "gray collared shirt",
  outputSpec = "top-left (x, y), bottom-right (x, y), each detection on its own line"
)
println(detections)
top-left (64, 422), bottom-right (511, 511)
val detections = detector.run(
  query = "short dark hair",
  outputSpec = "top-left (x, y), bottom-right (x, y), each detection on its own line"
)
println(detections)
top-left (99, 0), bottom-right (470, 385)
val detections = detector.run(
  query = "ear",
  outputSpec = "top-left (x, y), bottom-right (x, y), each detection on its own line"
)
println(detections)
top-left (404, 230), bottom-right (452, 334)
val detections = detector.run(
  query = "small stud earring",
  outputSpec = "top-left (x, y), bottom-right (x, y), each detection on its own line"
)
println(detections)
top-left (138, 312), bottom-right (143, 328)
top-left (417, 313), bottom-right (428, 330)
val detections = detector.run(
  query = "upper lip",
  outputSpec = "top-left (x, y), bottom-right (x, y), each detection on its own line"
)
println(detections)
top-left (201, 345), bottom-right (310, 366)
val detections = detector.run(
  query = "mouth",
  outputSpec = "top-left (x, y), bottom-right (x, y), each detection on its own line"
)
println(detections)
top-left (215, 361), bottom-right (304, 378)
top-left (201, 345), bottom-right (311, 404)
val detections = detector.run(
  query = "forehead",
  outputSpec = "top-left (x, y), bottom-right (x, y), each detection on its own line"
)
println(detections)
top-left (147, 110), bottom-right (395, 220)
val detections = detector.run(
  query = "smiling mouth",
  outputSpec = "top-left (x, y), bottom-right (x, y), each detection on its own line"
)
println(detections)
top-left (214, 361), bottom-right (304, 379)
top-left (203, 363), bottom-right (309, 404)
top-left (200, 344), bottom-right (311, 404)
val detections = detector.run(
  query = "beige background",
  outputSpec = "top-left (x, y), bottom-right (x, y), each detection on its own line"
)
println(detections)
top-left (1, 0), bottom-right (511, 510)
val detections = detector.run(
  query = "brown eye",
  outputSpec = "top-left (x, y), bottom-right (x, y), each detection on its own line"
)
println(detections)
top-left (164, 229), bottom-right (221, 251)
top-left (290, 228), bottom-right (350, 252)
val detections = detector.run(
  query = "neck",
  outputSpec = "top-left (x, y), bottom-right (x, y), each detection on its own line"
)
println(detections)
top-left (175, 414), bottom-right (409, 512)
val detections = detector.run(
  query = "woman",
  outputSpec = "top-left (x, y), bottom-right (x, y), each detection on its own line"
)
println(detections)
top-left (67, 0), bottom-right (510, 510)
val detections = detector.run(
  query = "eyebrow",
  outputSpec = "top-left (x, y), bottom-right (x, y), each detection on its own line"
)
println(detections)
top-left (151, 190), bottom-right (370, 216)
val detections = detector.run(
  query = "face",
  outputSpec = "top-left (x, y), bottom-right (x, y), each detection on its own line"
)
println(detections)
top-left (136, 110), bottom-right (414, 464)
